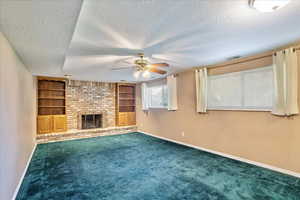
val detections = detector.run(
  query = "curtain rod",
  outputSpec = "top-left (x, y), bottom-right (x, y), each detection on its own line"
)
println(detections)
top-left (274, 47), bottom-right (300, 56)
top-left (275, 47), bottom-right (300, 52)
top-left (294, 47), bottom-right (300, 51)
top-left (209, 54), bottom-right (272, 69)
top-left (208, 47), bottom-right (300, 69)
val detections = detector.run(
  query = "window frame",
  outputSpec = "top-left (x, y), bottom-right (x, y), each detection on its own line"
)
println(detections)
top-left (207, 66), bottom-right (273, 112)
top-left (147, 84), bottom-right (168, 109)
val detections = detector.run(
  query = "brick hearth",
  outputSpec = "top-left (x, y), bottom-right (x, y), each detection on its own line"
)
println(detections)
top-left (37, 126), bottom-right (137, 144)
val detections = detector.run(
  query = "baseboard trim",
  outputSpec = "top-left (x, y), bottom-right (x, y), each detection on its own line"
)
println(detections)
top-left (139, 130), bottom-right (300, 179)
top-left (11, 143), bottom-right (37, 200)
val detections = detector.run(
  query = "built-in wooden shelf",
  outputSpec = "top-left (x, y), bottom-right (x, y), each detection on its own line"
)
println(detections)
top-left (116, 83), bottom-right (136, 126)
top-left (37, 77), bottom-right (67, 134)
top-left (119, 98), bottom-right (135, 100)
top-left (38, 106), bottom-right (66, 108)
top-left (38, 88), bottom-right (65, 91)
top-left (37, 79), bottom-right (66, 116)
top-left (38, 97), bottom-right (65, 100)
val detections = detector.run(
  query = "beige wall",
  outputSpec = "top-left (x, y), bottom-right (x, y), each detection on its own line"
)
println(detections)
top-left (136, 53), bottom-right (300, 174)
top-left (0, 32), bottom-right (37, 200)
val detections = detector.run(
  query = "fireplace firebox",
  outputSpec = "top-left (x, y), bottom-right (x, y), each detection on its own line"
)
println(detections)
top-left (81, 114), bottom-right (102, 129)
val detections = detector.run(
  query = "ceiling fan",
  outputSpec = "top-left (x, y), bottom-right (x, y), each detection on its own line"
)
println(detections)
top-left (112, 53), bottom-right (169, 78)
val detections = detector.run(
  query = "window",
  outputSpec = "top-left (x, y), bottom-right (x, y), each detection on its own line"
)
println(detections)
top-left (148, 84), bottom-right (168, 108)
top-left (207, 66), bottom-right (273, 111)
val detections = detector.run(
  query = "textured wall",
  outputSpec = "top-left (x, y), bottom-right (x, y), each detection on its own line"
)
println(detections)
top-left (136, 54), bottom-right (300, 174)
top-left (66, 80), bottom-right (116, 129)
top-left (0, 32), bottom-right (37, 200)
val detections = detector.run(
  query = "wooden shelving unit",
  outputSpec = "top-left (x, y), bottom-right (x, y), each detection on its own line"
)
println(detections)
top-left (38, 97), bottom-right (66, 100)
top-left (38, 106), bottom-right (66, 108)
top-left (116, 83), bottom-right (136, 126)
top-left (38, 88), bottom-right (65, 91)
top-left (37, 77), bottom-right (67, 134)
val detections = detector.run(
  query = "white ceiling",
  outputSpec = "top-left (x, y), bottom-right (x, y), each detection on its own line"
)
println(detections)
top-left (1, 0), bottom-right (300, 82)
top-left (0, 0), bottom-right (83, 75)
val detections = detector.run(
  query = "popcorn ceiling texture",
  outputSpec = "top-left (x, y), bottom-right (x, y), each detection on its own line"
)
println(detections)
top-left (2, 1), bottom-right (300, 82)
top-left (66, 80), bottom-right (116, 130)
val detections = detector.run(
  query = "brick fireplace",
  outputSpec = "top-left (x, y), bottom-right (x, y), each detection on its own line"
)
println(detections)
top-left (66, 80), bottom-right (116, 130)
top-left (36, 79), bottom-right (137, 144)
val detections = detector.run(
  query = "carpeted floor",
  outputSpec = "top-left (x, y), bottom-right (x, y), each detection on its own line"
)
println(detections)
top-left (17, 132), bottom-right (300, 200)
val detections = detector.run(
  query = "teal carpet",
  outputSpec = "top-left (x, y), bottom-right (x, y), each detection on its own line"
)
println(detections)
top-left (17, 132), bottom-right (300, 200)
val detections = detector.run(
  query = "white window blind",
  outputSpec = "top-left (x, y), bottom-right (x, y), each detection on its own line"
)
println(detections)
top-left (208, 66), bottom-right (273, 111)
top-left (148, 84), bottom-right (168, 108)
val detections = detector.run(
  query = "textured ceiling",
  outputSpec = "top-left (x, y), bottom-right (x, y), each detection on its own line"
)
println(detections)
top-left (0, 0), bottom-right (83, 75)
top-left (1, 0), bottom-right (300, 82)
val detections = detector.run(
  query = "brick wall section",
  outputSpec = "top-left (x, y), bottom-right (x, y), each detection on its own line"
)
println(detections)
top-left (66, 80), bottom-right (116, 130)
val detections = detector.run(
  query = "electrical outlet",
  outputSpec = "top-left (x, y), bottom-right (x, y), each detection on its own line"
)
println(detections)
top-left (181, 131), bottom-right (185, 137)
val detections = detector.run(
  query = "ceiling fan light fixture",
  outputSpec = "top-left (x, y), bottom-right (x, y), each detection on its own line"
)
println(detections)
top-left (133, 70), bottom-right (141, 79)
top-left (142, 70), bottom-right (151, 78)
top-left (249, 0), bottom-right (290, 12)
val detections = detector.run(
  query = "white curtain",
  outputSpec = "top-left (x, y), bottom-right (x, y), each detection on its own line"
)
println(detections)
top-left (272, 48), bottom-right (298, 116)
top-left (141, 82), bottom-right (149, 110)
top-left (195, 68), bottom-right (208, 113)
top-left (167, 75), bottom-right (178, 111)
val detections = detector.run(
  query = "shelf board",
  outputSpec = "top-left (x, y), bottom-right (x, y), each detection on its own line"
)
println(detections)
top-left (38, 114), bottom-right (66, 116)
top-left (119, 92), bottom-right (134, 94)
top-left (38, 97), bottom-right (65, 100)
top-left (38, 88), bottom-right (65, 91)
top-left (119, 98), bottom-right (135, 100)
top-left (38, 106), bottom-right (66, 108)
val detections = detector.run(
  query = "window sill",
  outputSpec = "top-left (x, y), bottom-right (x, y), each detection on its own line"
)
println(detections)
top-left (207, 107), bottom-right (271, 112)
top-left (149, 107), bottom-right (168, 109)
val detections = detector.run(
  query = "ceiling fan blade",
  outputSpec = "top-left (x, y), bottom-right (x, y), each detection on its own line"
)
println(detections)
top-left (148, 68), bottom-right (167, 75)
top-left (149, 63), bottom-right (169, 68)
top-left (111, 66), bottom-right (134, 71)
